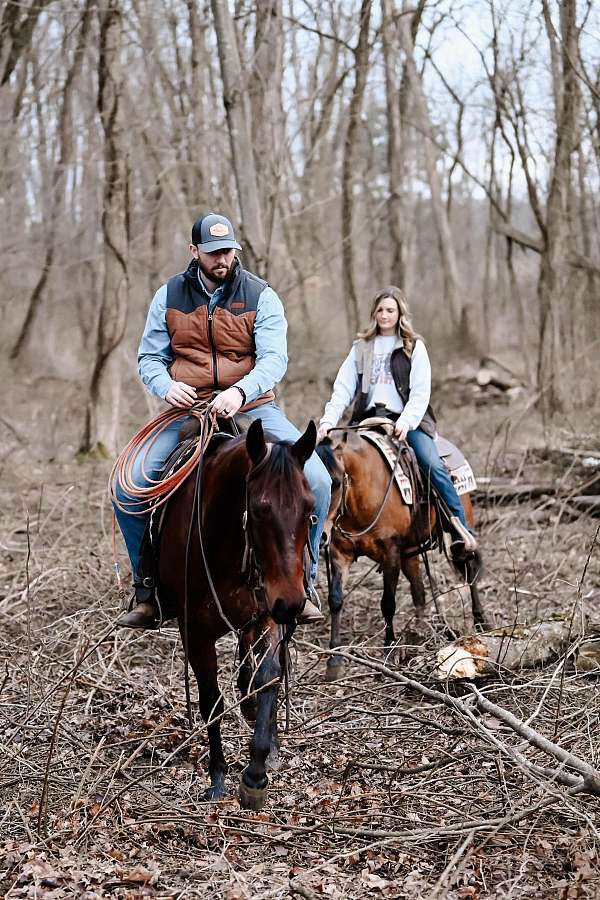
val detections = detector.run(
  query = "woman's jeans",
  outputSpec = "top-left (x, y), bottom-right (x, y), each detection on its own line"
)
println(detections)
top-left (113, 403), bottom-right (332, 583)
top-left (406, 427), bottom-right (470, 531)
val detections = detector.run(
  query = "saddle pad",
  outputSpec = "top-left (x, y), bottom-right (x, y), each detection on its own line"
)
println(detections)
top-left (359, 430), bottom-right (414, 505)
top-left (449, 461), bottom-right (477, 496)
top-left (360, 430), bottom-right (477, 501)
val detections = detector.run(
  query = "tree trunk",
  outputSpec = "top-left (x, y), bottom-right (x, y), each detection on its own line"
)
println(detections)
top-left (537, 0), bottom-right (580, 420)
top-left (248, 0), bottom-right (284, 257)
top-left (80, 0), bottom-right (128, 457)
top-left (210, 0), bottom-right (266, 275)
top-left (397, 7), bottom-right (462, 331)
top-left (341, 0), bottom-right (372, 336)
top-left (381, 0), bottom-right (406, 286)
top-left (10, 0), bottom-right (93, 361)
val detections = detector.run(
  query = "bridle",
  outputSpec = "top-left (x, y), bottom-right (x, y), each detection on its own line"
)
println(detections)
top-left (241, 442), bottom-right (273, 610)
top-left (241, 442), bottom-right (317, 613)
top-left (333, 439), bottom-right (404, 540)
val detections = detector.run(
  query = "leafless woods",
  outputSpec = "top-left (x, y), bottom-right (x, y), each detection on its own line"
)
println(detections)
top-left (1, 0), bottom-right (599, 451)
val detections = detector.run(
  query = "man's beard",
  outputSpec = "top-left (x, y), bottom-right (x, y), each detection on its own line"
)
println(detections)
top-left (198, 257), bottom-right (234, 285)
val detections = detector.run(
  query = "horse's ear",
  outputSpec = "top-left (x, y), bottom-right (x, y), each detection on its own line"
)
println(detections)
top-left (246, 418), bottom-right (267, 465)
top-left (291, 420), bottom-right (317, 468)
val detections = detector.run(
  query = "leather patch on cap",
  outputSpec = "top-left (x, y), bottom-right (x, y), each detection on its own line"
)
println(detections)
top-left (209, 223), bottom-right (229, 237)
top-left (231, 302), bottom-right (245, 309)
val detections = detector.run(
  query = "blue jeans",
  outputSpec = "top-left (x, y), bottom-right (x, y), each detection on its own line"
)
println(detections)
top-left (113, 403), bottom-right (331, 581)
top-left (406, 428), bottom-right (470, 531)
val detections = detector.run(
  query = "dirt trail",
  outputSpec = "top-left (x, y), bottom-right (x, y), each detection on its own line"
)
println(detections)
top-left (1, 392), bottom-right (599, 898)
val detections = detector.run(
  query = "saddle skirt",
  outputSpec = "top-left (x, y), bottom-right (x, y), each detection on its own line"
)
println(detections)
top-left (358, 422), bottom-right (477, 506)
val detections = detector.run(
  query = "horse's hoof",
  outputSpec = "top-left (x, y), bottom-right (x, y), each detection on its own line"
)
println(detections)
top-left (238, 780), bottom-right (267, 811)
top-left (325, 661), bottom-right (346, 682)
top-left (266, 746), bottom-right (281, 771)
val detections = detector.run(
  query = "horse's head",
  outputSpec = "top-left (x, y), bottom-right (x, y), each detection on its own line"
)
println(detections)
top-left (245, 419), bottom-right (316, 625)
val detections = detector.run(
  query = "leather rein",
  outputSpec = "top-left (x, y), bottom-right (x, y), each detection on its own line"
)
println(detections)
top-left (328, 428), bottom-right (406, 541)
top-left (327, 427), bottom-right (435, 562)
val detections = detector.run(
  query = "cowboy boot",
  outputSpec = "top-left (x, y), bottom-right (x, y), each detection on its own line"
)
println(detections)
top-left (297, 582), bottom-right (325, 624)
top-left (449, 515), bottom-right (478, 553)
top-left (116, 577), bottom-right (160, 629)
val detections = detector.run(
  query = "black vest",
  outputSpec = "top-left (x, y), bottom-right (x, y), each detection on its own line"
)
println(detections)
top-left (351, 341), bottom-right (437, 438)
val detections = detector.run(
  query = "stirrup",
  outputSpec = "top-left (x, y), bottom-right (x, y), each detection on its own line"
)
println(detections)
top-left (117, 600), bottom-right (161, 629)
top-left (126, 576), bottom-right (155, 610)
top-left (297, 583), bottom-right (324, 624)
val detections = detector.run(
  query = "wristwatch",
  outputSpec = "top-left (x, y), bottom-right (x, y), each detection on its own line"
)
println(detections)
top-left (232, 385), bottom-right (247, 405)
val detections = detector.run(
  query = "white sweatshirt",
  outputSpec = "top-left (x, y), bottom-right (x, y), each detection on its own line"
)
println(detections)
top-left (320, 337), bottom-right (432, 432)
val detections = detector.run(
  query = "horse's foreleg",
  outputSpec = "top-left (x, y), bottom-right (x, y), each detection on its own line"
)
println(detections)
top-left (187, 639), bottom-right (227, 801)
top-left (239, 622), bottom-right (282, 810)
top-left (381, 563), bottom-right (400, 652)
top-left (266, 645), bottom-right (282, 773)
top-left (326, 546), bottom-right (351, 681)
top-left (237, 635), bottom-right (257, 724)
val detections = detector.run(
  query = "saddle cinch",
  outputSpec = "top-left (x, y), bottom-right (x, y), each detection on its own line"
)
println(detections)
top-left (356, 416), bottom-right (477, 506)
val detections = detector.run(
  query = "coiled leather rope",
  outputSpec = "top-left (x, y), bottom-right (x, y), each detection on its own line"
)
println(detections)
top-left (109, 402), bottom-right (216, 514)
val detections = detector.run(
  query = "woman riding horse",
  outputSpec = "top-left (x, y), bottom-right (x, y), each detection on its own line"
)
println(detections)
top-left (317, 285), bottom-right (477, 552)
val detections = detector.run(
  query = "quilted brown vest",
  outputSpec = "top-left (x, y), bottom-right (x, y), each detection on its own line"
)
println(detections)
top-left (165, 259), bottom-right (274, 407)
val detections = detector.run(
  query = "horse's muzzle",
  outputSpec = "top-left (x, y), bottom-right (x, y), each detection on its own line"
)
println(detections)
top-left (270, 596), bottom-right (304, 625)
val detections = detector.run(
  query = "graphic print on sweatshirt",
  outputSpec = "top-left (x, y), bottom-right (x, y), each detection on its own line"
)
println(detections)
top-left (370, 349), bottom-right (394, 386)
top-left (368, 336), bottom-right (403, 413)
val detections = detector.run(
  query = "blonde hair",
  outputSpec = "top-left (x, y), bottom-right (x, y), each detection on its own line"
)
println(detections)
top-left (357, 286), bottom-right (419, 354)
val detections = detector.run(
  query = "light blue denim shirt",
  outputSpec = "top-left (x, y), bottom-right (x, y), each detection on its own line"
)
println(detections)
top-left (138, 266), bottom-right (288, 402)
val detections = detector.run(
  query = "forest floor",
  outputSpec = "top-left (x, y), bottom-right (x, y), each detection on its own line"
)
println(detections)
top-left (1, 381), bottom-right (600, 899)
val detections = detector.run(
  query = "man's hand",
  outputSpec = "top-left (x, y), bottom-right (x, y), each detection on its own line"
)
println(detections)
top-left (317, 423), bottom-right (332, 443)
top-left (165, 381), bottom-right (197, 408)
top-left (209, 386), bottom-right (244, 419)
top-left (394, 420), bottom-right (409, 441)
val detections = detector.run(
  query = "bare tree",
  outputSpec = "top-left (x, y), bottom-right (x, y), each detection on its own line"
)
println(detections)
top-left (10, 0), bottom-right (94, 362)
top-left (81, 0), bottom-right (128, 456)
top-left (397, 5), bottom-right (463, 334)
top-left (211, 0), bottom-right (267, 274)
top-left (341, 0), bottom-right (372, 335)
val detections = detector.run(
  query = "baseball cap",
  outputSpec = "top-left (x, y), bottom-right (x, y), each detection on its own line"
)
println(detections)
top-left (191, 213), bottom-right (242, 252)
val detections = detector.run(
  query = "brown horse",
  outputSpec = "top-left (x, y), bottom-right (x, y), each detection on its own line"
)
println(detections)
top-left (158, 418), bottom-right (316, 808)
top-left (317, 432), bottom-right (485, 679)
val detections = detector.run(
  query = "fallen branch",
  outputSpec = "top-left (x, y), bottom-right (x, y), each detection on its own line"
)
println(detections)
top-left (468, 685), bottom-right (600, 794)
top-left (298, 641), bottom-right (600, 797)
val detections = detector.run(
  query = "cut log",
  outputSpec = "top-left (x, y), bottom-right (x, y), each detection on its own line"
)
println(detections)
top-left (576, 638), bottom-right (600, 672)
top-left (435, 614), bottom-right (583, 680)
top-left (476, 366), bottom-right (518, 391)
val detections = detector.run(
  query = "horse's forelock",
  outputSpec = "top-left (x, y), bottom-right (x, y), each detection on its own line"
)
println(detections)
top-left (254, 441), bottom-right (311, 510)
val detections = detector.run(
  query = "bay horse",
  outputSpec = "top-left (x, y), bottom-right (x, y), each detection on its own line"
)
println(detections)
top-left (316, 430), bottom-right (486, 679)
top-left (158, 418), bottom-right (317, 808)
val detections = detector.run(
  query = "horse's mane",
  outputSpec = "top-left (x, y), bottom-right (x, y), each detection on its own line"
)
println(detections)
top-left (316, 439), bottom-right (343, 489)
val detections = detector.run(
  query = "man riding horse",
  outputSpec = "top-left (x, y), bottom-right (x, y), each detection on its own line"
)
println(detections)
top-left (113, 213), bottom-right (330, 628)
